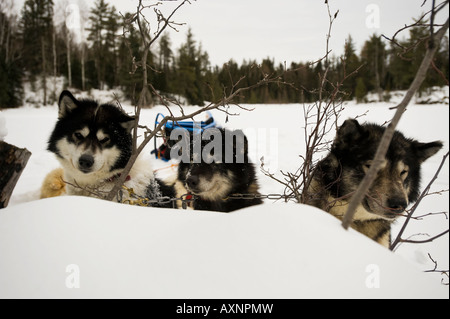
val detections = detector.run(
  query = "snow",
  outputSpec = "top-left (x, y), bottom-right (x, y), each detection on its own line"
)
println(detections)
top-left (0, 88), bottom-right (448, 298)
top-left (0, 197), bottom-right (445, 299)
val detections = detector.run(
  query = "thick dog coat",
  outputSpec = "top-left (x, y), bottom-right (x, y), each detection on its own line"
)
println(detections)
top-left (308, 119), bottom-right (443, 247)
top-left (46, 90), bottom-right (173, 206)
top-left (176, 128), bottom-right (262, 212)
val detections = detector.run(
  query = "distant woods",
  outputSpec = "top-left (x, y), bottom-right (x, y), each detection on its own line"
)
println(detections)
top-left (1, 0), bottom-right (449, 108)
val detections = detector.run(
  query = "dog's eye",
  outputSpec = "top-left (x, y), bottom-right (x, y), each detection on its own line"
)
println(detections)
top-left (73, 132), bottom-right (84, 140)
top-left (100, 137), bottom-right (110, 144)
top-left (400, 169), bottom-right (408, 177)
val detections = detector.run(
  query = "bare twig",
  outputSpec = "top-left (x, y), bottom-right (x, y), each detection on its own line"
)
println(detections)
top-left (260, 1), bottom-right (359, 204)
top-left (424, 253), bottom-right (449, 285)
top-left (390, 151), bottom-right (449, 250)
top-left (394, 229), bottom-right (449, 245)
top-left (381, 0), bottom-right (448, 50)
top-left (105, 62), bottom-right (290, 201)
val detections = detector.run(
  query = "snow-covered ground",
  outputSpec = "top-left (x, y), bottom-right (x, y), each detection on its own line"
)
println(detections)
top-left (0, 87), bottom-right (448, 298)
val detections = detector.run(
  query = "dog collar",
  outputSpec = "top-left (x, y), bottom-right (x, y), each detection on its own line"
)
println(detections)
top-left (181, 193), bottom-right (194, 209)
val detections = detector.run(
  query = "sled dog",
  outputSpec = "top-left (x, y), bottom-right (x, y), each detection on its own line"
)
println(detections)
top-left (46, 90), bottom-right (174, 207)
top-left (175, 127), bottom-right (263, 212)
top-left (308, 119), bottom-right (443, 247)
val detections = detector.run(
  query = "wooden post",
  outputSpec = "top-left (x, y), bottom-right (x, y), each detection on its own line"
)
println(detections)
top-left (0, 141), bottom-right (32, 208)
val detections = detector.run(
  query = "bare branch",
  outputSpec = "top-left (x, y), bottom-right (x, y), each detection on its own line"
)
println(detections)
top-left (390, 151), bottom-right (449, 250)
top-left (105, 62), bottom-right (291, 201)
top-left (395, 229), bottom-right (449, 245)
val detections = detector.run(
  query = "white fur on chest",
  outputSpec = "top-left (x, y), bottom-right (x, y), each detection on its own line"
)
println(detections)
top-left (63, 157), bottom-right (155, 202)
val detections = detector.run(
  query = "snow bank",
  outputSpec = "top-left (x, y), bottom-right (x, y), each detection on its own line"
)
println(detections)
top-left (0, 196), bottom-right (447, 299)
top-left (364, 86), bottom-right (449, 105)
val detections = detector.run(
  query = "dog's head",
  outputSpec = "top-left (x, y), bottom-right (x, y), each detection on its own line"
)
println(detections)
top-left (327, 119), bottom-right (443, 220)
top-left (177, 128), bottom-right (254, 201)
top-left (48, 91), bottom-right (135, 178)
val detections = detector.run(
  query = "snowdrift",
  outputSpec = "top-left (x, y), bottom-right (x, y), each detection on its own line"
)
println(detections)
top-left (0, 196), bottom-right (447, 299)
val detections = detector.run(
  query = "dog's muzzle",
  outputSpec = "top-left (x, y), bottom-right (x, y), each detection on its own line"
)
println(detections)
top-left (78, 154), bottom-right (95, 173)
top-left (383, 197), bottom-right (407, 218)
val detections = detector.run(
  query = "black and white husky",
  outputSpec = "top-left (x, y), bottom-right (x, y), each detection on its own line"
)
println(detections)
top-left (47, 90), bottom-right (174, 206)
top-left (308, 119), bottom-right (443, 247)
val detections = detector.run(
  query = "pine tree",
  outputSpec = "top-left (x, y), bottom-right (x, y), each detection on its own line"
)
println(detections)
top-left (156, 33), bottom-right (174, 93)
top-left (387, 18), bottom-right (429, 91)
top-left (339, 35), bottom-right (360, 99)
top-left (1, 8), bottom-right (23, 107)
top-left (87, 0), bottom-right (110, 89)
top-left (354, 77), bottom-right (367, 103)
top-left (20, 0), bottom-right (54, 105)
top-left (360, 34), bottom-right (386, 100)
top-left (117, 12), bottom-right (145, 103)
top-left (104, 5), bottom-right (120, 87)
top-left (176, 29), bottom-right (207, 106)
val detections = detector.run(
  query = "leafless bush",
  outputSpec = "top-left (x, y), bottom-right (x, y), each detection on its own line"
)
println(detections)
top-left (261, 1), bottom-right (362, 204)
top-left (106, 0), bottom-right (291, 201)
top-left (258, 1), bottom-right (449, 260)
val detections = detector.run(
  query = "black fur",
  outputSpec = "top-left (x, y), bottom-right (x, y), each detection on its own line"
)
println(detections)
top-left (314, 119), bottom-right (443, 207)
top-left (176, 128), bottom-right (262, 212)
top-left (310, 118), bottom-right (443, 245)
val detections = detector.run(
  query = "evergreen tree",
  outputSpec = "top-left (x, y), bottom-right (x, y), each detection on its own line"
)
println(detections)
top-left (354, 77), bottom-right (367, 103)
top-left (20, 0), bottom-right (53, 75)
top-left (4, 7), bottom-right (450, 107)
top-left (433, 35), bottom-right (449, 87)
top-left (360, 34), bottom-right (386, 100)
top-left (1, 9), bottom-right (23, 107)
top-left (218, 59), bottom-right (240, 98)
top-left (339, 35), bottom-right (360, 99)
top-left (175, 29), bottom-right (208, 106)
top-left (104, 5), bottom-right (120, 87)
top-left (20, 0), bottom-right (54, 104)
top-left (87, 0), bottom-right (115, 89)
top-left (118, 8), bottom-right (159, 108)
top-left (117, 12), bottom-right (145, 103)
top-left (155, 33), bottom-right (174, 93)
top-left (386, 19), bottom-right (429, 91)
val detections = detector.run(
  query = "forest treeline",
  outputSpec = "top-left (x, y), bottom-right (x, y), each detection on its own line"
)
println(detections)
top-left (1, 0), bottom-right (449, 108)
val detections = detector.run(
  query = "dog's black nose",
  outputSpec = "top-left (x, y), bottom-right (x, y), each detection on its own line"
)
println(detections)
top-left (186, 175), bottom-right (199, 190)
top-left (78, 154), bottom-right (94, 172)
top-left (387, 198), bottom-right (407, 213)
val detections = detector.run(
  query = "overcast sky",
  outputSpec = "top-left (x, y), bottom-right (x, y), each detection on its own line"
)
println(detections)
top-left (12, 0), bottom-right (448, 66)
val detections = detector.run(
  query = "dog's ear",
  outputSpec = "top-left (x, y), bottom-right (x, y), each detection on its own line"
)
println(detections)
top-left (412, 140), bottom-right (443, 163)
top-left (119, 114), bottom-right (136, 133)
top-left (58, 90), bottom-right (78, 118)
top-left (335, 119), bottom-right (364, 145)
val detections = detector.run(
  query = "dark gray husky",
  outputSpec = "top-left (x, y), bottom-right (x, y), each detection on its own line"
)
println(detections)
top-left (308, 119), bottom-right (443, 247)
